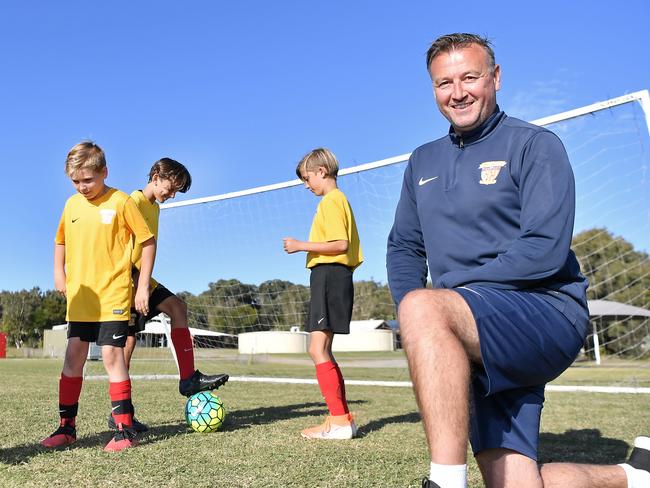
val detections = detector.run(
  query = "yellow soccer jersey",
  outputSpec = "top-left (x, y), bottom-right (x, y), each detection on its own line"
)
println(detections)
top-left (55, 189), bottom-right (154, 322)
top-left (306, 188), bottom-right (363, 270)
top-left (130, 190), bottom-right (160, 278)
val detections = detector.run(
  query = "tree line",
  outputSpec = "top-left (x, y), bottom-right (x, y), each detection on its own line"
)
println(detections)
top-left (1, 228), bottom-right (648, 356)
top-left (177, 278), bottom-right (396, 335)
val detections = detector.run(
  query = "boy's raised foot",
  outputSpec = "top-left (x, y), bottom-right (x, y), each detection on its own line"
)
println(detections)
top-left (104, 423), bottom-right (138, 452)
top-left (179, 370), bottom-right (229, 397)
top-left (40, 420), bottom-right (76, 448)
top-left (107, 413), bottom-right (149, 433)
top-left (300, 413), bottom-right (357, 440)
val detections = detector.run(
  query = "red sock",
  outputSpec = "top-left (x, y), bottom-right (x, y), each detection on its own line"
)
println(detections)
top-left (315, 361), bottom-right (349, 416)
top-left (171, 328), bottom-right (195, 380)
top-left (59, 374), bottom-right (83, 424)
top-left (109, 380), bottom-right (133, 427)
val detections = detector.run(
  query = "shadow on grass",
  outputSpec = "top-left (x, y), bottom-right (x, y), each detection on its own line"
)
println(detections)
top-left (114, 399), bottom-right (372, 444)
top-left (357, 411), bottom-right (421, 437)
top-left (1, 400), bottom-right (374, 464)
top-left (0, 430), bottom-right (129, 465)
top-left (221, 399), bottom-right (368, 432)
top-left (538, 428), bottom-right (630, 464)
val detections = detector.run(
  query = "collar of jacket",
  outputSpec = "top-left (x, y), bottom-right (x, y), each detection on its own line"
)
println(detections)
top-left (448, 105), bottom-right (505, 147)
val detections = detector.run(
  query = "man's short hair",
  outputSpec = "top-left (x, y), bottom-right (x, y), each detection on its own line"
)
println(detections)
top-left (426, 33), bottom-right (495, 71)
top-left (65, 141), bottom-right (106, 176)
top-left (149, 158), bottom-right (192, 193)
top-left (295, 147), bottom-right (339, 180)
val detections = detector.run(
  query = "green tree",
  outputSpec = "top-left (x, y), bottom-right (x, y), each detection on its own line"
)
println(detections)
top-left (32, 290), bottom-right (66, 330)
top-left (256, 279), bottom-right (298, 329)
top-left (0, 288), bottom-right (43, 347)
top-left (352, 280), bottom-right (396, 321)
top-left (276, 284), bottom-right (310, 329)
top-left (197, 279), bottom-right (261, 333)
top-left (572, 228), bottom-right (650, 358)
top-left (572, 228), bottom-right (650, 306)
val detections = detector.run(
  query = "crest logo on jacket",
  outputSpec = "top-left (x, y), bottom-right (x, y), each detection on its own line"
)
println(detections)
top-left (478, 161), bottom-right (507, 185)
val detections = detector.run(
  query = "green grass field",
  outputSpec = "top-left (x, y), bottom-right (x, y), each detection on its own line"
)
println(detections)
top-left (0, 351), bottom-right (649, 487)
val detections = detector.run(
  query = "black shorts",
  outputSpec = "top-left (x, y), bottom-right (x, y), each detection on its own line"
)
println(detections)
top-left (127, 283), bottom-right (175, 336)
top-left (307, 263), bottom-right (354, 334)
top-left (68, 321), bottom-right (129, 347)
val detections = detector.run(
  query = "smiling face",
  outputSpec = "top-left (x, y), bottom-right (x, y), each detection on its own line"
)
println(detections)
top-left (429, 43), bottom-right (501, 135)
top-left (69, 167), bottom-right (108, 201)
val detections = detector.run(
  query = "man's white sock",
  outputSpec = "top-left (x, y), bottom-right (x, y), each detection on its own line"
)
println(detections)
top-left (429, 462), bottom-right (467, 488)
top-left (619, 463), bottom-right (650, 488)
top-left (619, 436), bottom-right (650, 488)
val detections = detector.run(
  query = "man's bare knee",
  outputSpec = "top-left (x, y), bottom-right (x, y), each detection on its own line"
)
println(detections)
top-left (398, 289), bottom-right (458, 336)
top-left (398, 289), bottom-right (479, 360)
top-left (400, 288), bottom-right (441, 320)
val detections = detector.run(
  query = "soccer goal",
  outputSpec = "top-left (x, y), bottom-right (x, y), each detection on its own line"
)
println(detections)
top-left (151, 90), bottom-right (650, 363)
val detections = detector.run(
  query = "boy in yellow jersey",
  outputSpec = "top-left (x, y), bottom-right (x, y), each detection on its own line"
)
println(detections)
top-left (111, 158), bottom-right (228, 433)
top-left (283, 147), bottom-right (363, 439)
top-left (41, 141), bottom-right (156, 452)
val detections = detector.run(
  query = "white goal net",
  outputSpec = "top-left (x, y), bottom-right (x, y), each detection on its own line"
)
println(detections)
top-left (149, 90), bottom-right (650, 362)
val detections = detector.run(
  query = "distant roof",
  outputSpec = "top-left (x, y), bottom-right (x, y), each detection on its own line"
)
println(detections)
top-left (588, 300), bottom-right (650, 318)
top-left (349, 320), bottom-right (390, 331)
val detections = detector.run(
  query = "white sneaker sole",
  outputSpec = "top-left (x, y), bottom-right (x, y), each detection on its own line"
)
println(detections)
top-left (301, 422), bottom-right (357, 440)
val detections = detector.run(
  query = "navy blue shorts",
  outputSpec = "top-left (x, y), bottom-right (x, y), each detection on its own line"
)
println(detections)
top-left (454, 285), bottom-right (586, 460)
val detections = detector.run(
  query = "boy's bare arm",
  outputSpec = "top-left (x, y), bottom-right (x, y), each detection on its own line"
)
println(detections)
top-left (134, 237), bottom-right (156, 315)
top-left (54, 244), bottom-right (66, 297)
top-left (283, 237), bottom-right (348, 255)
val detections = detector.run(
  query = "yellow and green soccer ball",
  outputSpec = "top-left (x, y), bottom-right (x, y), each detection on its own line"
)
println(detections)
top-left (185, 391), bottom-right (226, 433)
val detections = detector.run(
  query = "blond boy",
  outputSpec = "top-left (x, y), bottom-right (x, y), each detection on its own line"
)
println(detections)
top-left (41, 141), bottom-right (155, 452)
top-left (283, 147), bottom-right (362, 439)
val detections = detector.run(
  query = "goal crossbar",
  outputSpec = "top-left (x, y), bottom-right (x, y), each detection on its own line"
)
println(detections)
top-left (161, 90), bottom-right (650, 211)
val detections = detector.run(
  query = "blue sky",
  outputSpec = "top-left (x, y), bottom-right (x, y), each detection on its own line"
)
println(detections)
top-left (1, 1), bottom-right (649, 293)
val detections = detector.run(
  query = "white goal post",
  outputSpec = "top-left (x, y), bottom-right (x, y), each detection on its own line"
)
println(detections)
top-left (148, 89), bottom-right (650, 365)
top-left (161, 90), bottom-right (650, 210)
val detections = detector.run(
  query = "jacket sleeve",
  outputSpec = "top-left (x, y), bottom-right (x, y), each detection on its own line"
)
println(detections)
top-left (387, 158), bottom-right (428, 305)
top-left (435, 131), bottom-right (575, 290)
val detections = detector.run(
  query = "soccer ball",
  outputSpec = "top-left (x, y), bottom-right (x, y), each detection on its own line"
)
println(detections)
top-left (184, 391), bottom-right (226, 433)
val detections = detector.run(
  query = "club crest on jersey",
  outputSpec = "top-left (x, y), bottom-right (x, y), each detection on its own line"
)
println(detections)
top-left (99, 208), bottom-right (117, 224)
top-left (478, 161), bottom-right (507, 185)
